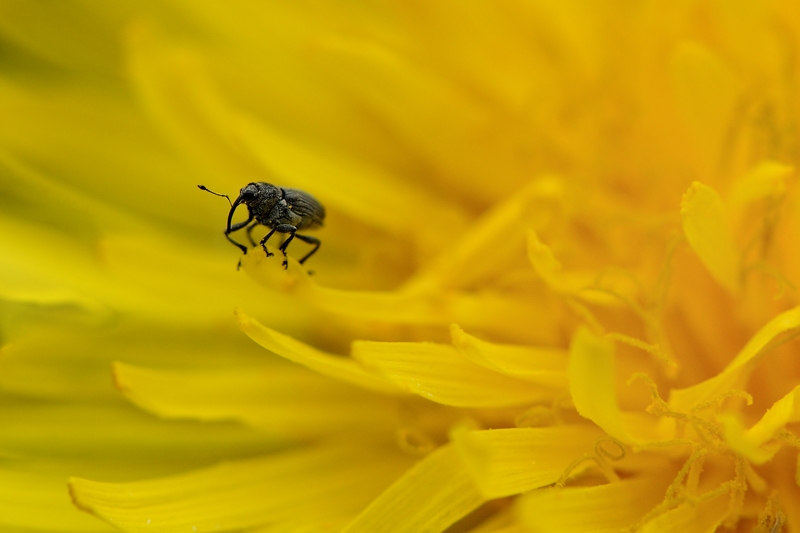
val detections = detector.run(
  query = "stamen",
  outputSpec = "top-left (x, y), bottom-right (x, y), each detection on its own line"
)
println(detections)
top-left (605, 333), bottom-right (670, 364)
top-left (756, 495), bottom-right (786, 533)
top-left (564, 299), bottom-right (604, 334)
top-left (665, 447), bottom-right (706, 501)
top-left (627, 373), bottom-right (687, 422)
top-left (595, 437), bottom-right (626, 461)
top-left (723, 455), bottom-right (747, 528)
top-left (554, 437), bottom-right (626, 488)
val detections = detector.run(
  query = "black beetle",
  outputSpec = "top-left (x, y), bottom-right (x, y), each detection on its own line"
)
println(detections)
top-left (199, 182), bottom-right (325, 268)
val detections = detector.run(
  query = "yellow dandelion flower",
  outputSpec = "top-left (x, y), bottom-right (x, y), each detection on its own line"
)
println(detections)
top-left (2, 1), bottom-right (800, 532)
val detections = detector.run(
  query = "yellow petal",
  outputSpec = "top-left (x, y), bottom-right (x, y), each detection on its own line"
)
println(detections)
top-left (453, 426), bottom-right (604, 498)
top-left (718, 415), bottom-right (775, 465)
top-left (0, 323), bottom-right (271, 400)
top-left (0, 182), bottom-right (307, 329)
top-left (569, 329), bottom-right (668, 444)
top-left (715, 2), bottom-right (779, 75)
top-left (721, 385), bottom-right (800, 464)
top-left (249, 522), bottom-right (341, 533)
top-left (450, 324), bottom-right (568, 388)
top-left (0, 81), bottom-right (206, 231)
top-left (3, 455), bottom-right (232, 487)
top-left (568, 328), bottom-right (630, 442)
top-left (70, 444), bottom-right (415, 533)
top-left (0, 147), bottom-right (139, 242)
top-left (527, 230), bottom-right (574, 293)
top-left (639, 492), bottom-right (729, 533)
top-left (0, 468), bottom-right (111, 532)
top-left (340, 444), bottom-right (486, 533)
top-left (746, 385), bottom-right (800, 444)
top-left (517, 475), bottom-right (671, 533)
top-left (241, 252), bottom-right (560, 344)
top-left (125, 25), bottom-right (259, 184)
top-left (313, 36), bottom-right (515, 203)
top-left (670, 41), bottom-right (742, 178)
top-left (235, 308), bottom-right (401, 394)
top-left (102, 233), bottom-right (315, 327)
top-left (669, 306), bottom-right (800, 412)
top-left (405, 176), bottom-right (565, 291)
top-left (456, 508), bottom-right (519, 533)
top-left (0, 401), bottom-right (282, 465)
top-left (0, 211), bottom-right (132, 319)
top-left (527, 232), bottom-right (620, 305)
top-left (113, 362), bottom-right (401, 437)
top-left (0, 1), bottom-right (118, 72)
top-left (680, 182), bottom-right (738, 292)
top-left (351, 340), bottom-right (551, 407)
top-left (730, 160), bottom-right (792, 206)
top-left (127, 27), bottom-right (467, 248)
top-left (0, 144), bottom-right (299, 328)
top-left (235, 114), bottom-right (467, 247)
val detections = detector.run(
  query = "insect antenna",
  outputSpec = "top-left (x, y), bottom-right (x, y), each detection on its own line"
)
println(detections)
top-left (198, 185), bottom-right (232, 207)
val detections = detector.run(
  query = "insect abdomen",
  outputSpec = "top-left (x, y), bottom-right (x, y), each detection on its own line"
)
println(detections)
top-left (283, 188), bottom-right (325, 229)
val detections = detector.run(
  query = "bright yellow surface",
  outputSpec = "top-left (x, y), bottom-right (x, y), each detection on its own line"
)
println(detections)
top-left (2, 1), bottom-right (800, 532)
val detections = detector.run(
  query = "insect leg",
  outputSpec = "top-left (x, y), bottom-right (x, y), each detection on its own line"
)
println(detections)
top-left (293, 234), bottom-right (321, 265)
top-left (225, 235), bottom-right (248, 254)
top-left (225, 213), bottom-right (254, 254)
top-left (259, 227), bottom-right (278, 257)
top-left (273, 224), bottom-right (297, 269)
top-left (228, 217), bottom-right (253, 232)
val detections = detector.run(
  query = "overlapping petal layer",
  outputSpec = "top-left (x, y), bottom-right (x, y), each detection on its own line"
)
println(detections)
top-left (453, 426), bottom-right (604, 498)
top-left (352, 340), bottom-right (551, 407)
top-left (113, 362), bottom-right (401, 437)
top-left (340, 445), bottom-right (486, 533)
top-left (517, 475), bottom-right (673, 533)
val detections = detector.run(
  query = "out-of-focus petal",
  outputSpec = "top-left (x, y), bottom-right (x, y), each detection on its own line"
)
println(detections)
top-left (113, 362), bottom-right (401, 437)
top-left (126, 27), bottom-right (468, 251)
top-left (730, 161), bottom-right (792, 206)
top-left (0, 1), bottom-right (121, 72)
top-left (670, 42), bottom-right (742, 179)
top-left (312, 37), bottom-right (513, 204)
top-left (0, 401), bottom-right (283, 464)
top-left (0, 81), bottom-right (206, 230)
top-left (241, 252), bottom-right (559, 344)
top-left (527, 232), bottom-right (625, 306)
top-left (0, 468), bottom-right (113, 532)
top-left (235, 114), bottom-right (468, 248)
top-left (405, 177), bottom-right (565, 291)
top-left (70, 443), bottom-right (415, 533)
top-left (0, 323), bottom-right (269, 400)
top-left (680, 182), bottom-right (739, 292)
